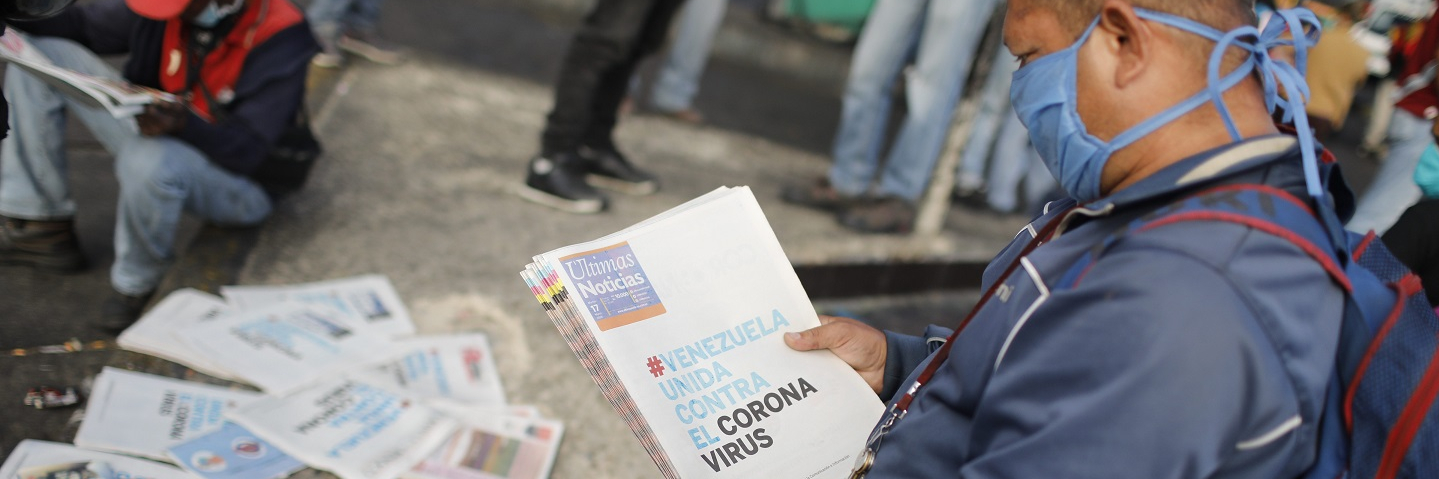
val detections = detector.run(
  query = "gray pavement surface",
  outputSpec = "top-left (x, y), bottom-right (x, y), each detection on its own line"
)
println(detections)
top-left (0, 0), bottom-right (1389, 476)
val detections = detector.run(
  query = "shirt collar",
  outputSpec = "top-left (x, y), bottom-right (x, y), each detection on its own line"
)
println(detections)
top-left (1083, 135), bottom-right (1300, 212)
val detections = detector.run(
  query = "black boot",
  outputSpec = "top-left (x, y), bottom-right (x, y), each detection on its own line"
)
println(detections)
top-left (0, 216), bottom-right (86, 273)
top-left (578, 146), bottom-right (659, 196)
top-left (517, 151), bottom-right (608, 214)
top-left (94, 290), bottom-right (153, 334)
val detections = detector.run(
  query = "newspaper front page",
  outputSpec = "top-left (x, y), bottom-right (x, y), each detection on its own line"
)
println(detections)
top-left (179, 302), bottom-right (396, 394)
top-left (0, 440), bottom-right (193, 479)
top-left (527, 187), bottom-right (883, 478)
top-left (225, 378), bottom-right (458, 479)
top-left (73, 368), bottom-right (262, 461)
top-left (221, 275), bottom-right (416, 337)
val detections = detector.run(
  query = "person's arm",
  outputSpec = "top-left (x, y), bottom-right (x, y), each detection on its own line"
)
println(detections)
top-left (170, 25), bottom-right (316, 175)
top-left (9, 0), bottom-right (138, 55)
top-left (957, 243), bottom-right (1338, 478)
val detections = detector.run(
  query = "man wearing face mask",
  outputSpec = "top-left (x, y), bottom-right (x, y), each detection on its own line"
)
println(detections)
top-left (785, 0), bottom-right (1357, 477)
top-left (0, 0), bottom-right (317, 331)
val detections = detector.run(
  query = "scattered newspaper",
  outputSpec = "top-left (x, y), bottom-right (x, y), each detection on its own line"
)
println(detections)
top-left (167, 421), bottom-right (305, 479)
top-left (73, 368), bottom-right (262, 461)
top-left (178, 302), bottom-right (397, 394)
top-left (352, 334), bottom-right (508, 409)
top-left (225, 378), bottom-right (459, 479)
top-left (222, 275), bottom-right (416, 337)
top-left (0, 440), bottom-right (192, 479)
top-left (0, 29), bottom-right (177, 118)
top-left (521, 186), bottom-right (884, 479)
top-left (116, 288), bottom-right (242, 381)
top-left (406, 414), bottom-right (564, 479)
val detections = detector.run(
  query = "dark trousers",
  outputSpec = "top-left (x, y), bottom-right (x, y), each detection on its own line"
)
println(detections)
top-left (541, 0), bottom-right (687, 155)
top-left (1383, 199), bottom-right (1439, 306)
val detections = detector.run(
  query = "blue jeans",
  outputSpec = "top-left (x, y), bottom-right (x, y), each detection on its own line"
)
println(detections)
top-left (956, 43), bottom-right (1018, 194)
top-left (649, 0), bottom-right (726, 112)
top-left (1348, 109), bottom-right (1430, 235)
top-left (829, 0), bottom-right (995, 203)
top-left (0, 38), bottom-right (271, 296)
top-left (985, 113), bottom-right (1054, 213)
top-left (307, 0), bottom-right (385, 44)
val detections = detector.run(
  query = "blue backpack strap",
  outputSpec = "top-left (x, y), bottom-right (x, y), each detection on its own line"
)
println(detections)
top-left (1057, 184), bottom-right (1352, 292)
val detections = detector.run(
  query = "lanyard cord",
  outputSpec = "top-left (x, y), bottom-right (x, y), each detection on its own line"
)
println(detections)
top-left (890, 207), bottom-right (1075, 413)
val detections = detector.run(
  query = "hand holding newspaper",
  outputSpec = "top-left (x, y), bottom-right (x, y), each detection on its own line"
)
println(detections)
top-left (521, 186), bottom-right (883, 479)
top-left (0, 29), bottom-right (177, 118)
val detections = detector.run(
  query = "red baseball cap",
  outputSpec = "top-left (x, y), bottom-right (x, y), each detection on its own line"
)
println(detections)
top-left (125, 0), bottom-right (195, 20)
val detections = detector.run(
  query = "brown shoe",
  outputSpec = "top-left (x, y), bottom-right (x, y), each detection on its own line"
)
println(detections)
top-left (0, 216), bottom-right (87, 273)
top-left (781, 178), bottom-right (858, 212)
top-left (838, 197), bottom-right (916, 234)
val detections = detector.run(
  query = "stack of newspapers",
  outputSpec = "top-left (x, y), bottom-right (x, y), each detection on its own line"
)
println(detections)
top-left (521, 187), bottom-right (883, 479)
top-left (1, 275), bottom-right (562, 479)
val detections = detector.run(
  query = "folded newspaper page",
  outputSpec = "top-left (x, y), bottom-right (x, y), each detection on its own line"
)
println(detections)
top-left (178, 302), bottom-right (396, 394)
top-left (73, 368), bottom-right (262, 461)
top-left (225, 378), bottom-right (459, 479)
top-left (222, 275), bottom-right (416, 337)
top-left (167, 421), bottom-right (306, 479)
top-left (351, 334), bottom-right (507, 408)
top-left (116, 288), bottom-right (241, 381)
top-left (521, 187), bottom-right (883, 479)
top-left (1, 440), bottom-right (193, 479)
top-left (0, 29), bottom-right (176, 118)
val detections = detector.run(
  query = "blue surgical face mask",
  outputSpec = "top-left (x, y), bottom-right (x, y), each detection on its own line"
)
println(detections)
top-left (192, 0), bottom-right (243, 28)
top-left (1010, 8), bottom-right (1324, 203)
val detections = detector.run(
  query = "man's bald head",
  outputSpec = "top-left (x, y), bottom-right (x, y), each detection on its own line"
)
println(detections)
top-left (1027, 0), bottom-right (1258, 40)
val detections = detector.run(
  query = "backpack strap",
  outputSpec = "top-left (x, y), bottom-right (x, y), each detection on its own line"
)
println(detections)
top-left (1057, 184), bottom-right (1353, 293)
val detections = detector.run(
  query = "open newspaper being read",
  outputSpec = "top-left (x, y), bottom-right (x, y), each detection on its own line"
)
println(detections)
top-left (0, 29), bottom-right (176, 118)
top-left (520, 186), bottom-right (883, 479)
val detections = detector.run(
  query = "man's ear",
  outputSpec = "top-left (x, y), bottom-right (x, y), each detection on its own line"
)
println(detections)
top-left (1095, 0), bottom-right (1151, 89)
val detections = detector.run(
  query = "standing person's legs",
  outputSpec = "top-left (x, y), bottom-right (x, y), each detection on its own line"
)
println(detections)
top-left (873, 0), bottom-right (995, 203)
top-left (583, 0), bottom-right (687, 153)
top-left (337, 0), bottom-right (404, 65)
top-left (1348, 109), bottom-right (1431, 235)
top-left (541, 0), bottom-right (667, 156)
top-left (523, 0), bottom-right (675, 213)
top-left (985, 112), bottom-right (1033, 214)
top-left (955, 44), bottom-right (1018, 198)
top-left (825, 0), bottom-right (925, 198)
top-left (649, 0), bottom-right (726, 116)
top-left (307, 0), bottom-right (355, 66)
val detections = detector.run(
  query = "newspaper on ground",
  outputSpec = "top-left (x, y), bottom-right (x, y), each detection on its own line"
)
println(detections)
top-left (351, 334), bottom-right (507, 409)
top-left (73, 368), bottom-right (262, 461)
top-left (166, 421), bottom-right (305, 479)
top-left (0, 440), bottom-right (192, 479)
top-left (221, 275), bottom-right (416, 337)
top-left (0, 29), bottom-right (177, 118)
top-left (520, 186), bottom-right (884, 479)
top-left (116, 288), bottom-right (241, 381)
top-left (178, 302), bottom-right (396, 395)
top-left (225, 378), bottom-right (459, 479)
top-left (406, 413), bottom-right (564, 479)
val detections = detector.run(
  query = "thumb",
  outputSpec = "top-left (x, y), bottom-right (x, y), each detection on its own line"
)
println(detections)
top-left (784, 317), bottom-right (847, 352)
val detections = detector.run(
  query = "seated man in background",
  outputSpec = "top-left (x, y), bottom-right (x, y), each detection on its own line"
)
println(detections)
top-left (0, 0), bottom-right (317, 330)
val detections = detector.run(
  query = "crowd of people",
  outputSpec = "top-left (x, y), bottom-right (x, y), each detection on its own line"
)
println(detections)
top-left (0, 0), bottom-right (1437, 475)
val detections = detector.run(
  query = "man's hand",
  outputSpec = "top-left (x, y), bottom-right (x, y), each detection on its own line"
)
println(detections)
top-left (785, 315), bottom-right (887, 394)
top-left (136, 101), bottom-right (188, 137)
